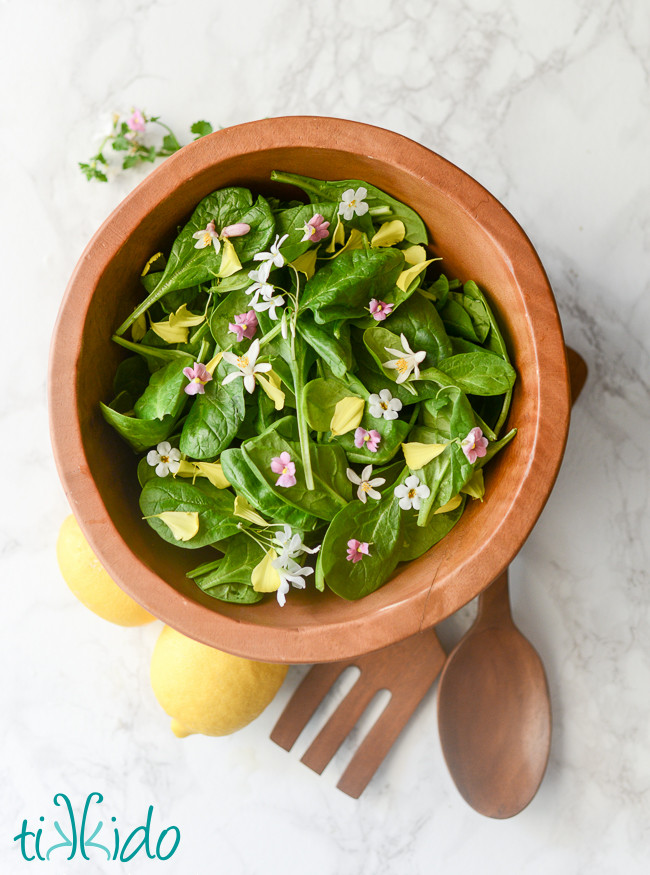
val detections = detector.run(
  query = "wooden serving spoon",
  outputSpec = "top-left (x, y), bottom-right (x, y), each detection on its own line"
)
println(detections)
top-left (436, 347), bottom-right (587, 818)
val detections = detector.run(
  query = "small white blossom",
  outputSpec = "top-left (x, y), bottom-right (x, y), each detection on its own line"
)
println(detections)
top-left (146, 442), bottom-right (181, 477)
top-left (192, 221), bottom-right (220, 252)
top-left (368, 388), bottom-right (403, 420)
top-left (254, 233), bottom-right (289, 275)
top-left (338, 187), bottom-right (369, 221)
top-left (394, 475), bottom-right (431, 511)
top-left (221, 338), bottom-right (272, 393)
top-left (252, 293), bottom-right (285, 321)
top-left (245, 266), bottom-right (276, 306)
top-left (346, 465), bottom-right (386, 503)
top-left (383, 333), bottom-right (426, 383)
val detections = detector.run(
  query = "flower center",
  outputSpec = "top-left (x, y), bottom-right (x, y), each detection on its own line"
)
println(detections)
top-left (282, 466), bottom-right (289, 475)
top-left (361, 481), bottom-right (371, 492)
top-left (237, 355), bottom-right (249, 369)
top-left (396, 358), bottom-right (409, 374)
top-left (363, 433), bottom-right (371, 442)
top-left (349, 199), bottom-right (356, 208)
top-left (408, 488), bottom-right (417, 499)
top-left (202, 232), bottom-right (212, 245)
top-left (161, 455), bottom-right (169, 464)
top-left (380, 401), bottom-right (388, 410)
top-left (192, 377), bottom-right (206, 385)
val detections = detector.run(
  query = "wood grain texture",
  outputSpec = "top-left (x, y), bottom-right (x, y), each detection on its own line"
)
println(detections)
top-left (49, 116), bottom-right (570, 663)
top-left (271, 628), bottom-right (446, 798)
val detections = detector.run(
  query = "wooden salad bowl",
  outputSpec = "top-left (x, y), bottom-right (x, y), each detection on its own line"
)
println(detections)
top-left (49, 117), bottom-right (570, 663)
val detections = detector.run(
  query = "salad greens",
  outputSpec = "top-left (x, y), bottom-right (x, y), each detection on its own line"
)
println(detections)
top-left (101, 173), bottom-right (517, 607)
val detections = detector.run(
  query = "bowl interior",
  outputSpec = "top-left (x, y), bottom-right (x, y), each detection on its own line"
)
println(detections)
top-left (51, 118), bottom-right (569, 662)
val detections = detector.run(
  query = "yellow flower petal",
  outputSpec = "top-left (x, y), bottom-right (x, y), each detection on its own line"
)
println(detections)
top-left (150, 320), bottom-right (189, 344)
top-left (217, 237), bottom-right (242, 278)
top-left (252, 548), bottom-right (282, 592)
top-left (371, 220), bottom-right (406, 248)
top-left (131, 313), bottom-right (147, 342)
top-left (402, 245), bottom-right (428, 266)
top-left (325, 216), bottom-right (345, 253)
top-left (461, 468), bottom-right (485, 500)
top-left (168, 303), bottom-right (205, 328)
top-left (141, 251), bottom-right (164, 277)
top-left (204, 351), bottom-right (223, 375)
top-left (396, 258), bottom-right (436, 292)
top-left (330, 396), bottom-right (365, 436)
top-left (195, 462), bottom-right (230, 489)
top-left (151, 511), bottom-right (199, 541)
top-left (290, 248), bottom-right (318, 279)
top-left (256, 370), bottom-right (285, 410)
top-left (433, 494), bottom-right (463, 515)
top-left (234, 495), bottom-right (268, 527)
top-left (173, 460), bottom-right (197, 479)
top-left (402, 441), bottom-right (448, 469)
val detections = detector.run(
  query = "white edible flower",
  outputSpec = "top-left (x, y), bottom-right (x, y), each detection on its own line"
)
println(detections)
top-left (252, 293), bottom-right (285, 321)
top-left (368, 388), bottom-right (403, 420)
top-left (394, 475), bottom-right (431, 511)
top-left (383, 333), bottom-right (426, 383)
top-left (272, 525), bottom-right (320, 565)
top-left (338, 187), bottom-right (369, 221)
top-left (146, 442), bottom-right (181, 477)
top-left (272, 558), bottom-right (314, 607)
top-left (192, 221), bottom-right (220, 252)
top-left (254, 233), bottom-right (289, 276)
top-left (221, 338), bottom-right (272, 394)
top-left (346, 465), bottom-right (386, 504)
top-left (245, 266), bottom-right (276, 306)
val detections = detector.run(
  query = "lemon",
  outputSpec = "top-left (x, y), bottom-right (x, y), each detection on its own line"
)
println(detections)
top-left (57, 514), bottom-right (155, 626)
top-left (150, 626), bottom-right (288, 737)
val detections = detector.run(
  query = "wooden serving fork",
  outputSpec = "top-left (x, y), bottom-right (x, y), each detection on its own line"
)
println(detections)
top-left (270, 628), bottom-right (446, 798)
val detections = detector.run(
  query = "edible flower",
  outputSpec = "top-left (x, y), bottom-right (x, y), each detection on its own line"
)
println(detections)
top-left (370, 219), bottom-right (405, 248)
top-left (461, 427), bottom-right (489, 463)
top-left (368, 389), bottom-right (402, 420)
top-left (146, 441), bottom-right (181, 477)
top-left (330, 396), bottom-right (365, 436)
top-left (192, 220), bottom-right (250, 254)
top-left (346, 465), bottom-right (386, 503)
top-left (228, 310), bottom-right (258, 342)
top-left (149, 511), bottom-right (199, 542)
top-left (369, 298), bottom-right (394, 321)
top-left (354, 427), bottom-right (381, 453)
top-left (301, 213), bottom-right (330, 242)
top-left (221, 338), bottom-right (272, 394)
top-left (272, 558), bottom-right (314, 607)
top-left (252, 292), bottom-right (285, 320)
top-left (394, 475), bottom-right (431, 511)
top-left (383, 333), bottom-right (426, 383)
top-left (126, 108), bottom-right (146, 133)
top-left (183, 361), bottom-right (213, 395)
top-left (272, 525), bottom-right (320, 564)
top-left (270, 451), bottom-right (297, 488)
top-left (339, 187), bottom-right (369, 221)
top-left (253, 233), bottom-right (289, 279)
top-left (346, 539), bottom-right (370, 563)
top-left (246, 266), bottom-right (276, 307)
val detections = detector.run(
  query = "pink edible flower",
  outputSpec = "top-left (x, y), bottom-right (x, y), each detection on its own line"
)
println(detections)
top-left (369, 299), bottom-right (394, 321)
top-left (270, 451), bottom-right (297, 488)
top-left (221, 223), bottom-right (251, 238)
top-left (228, 310), bottom-right (258, 342)
top-left (461, 427), bottom-right (489, 463)
top-left (301, 213), bottom-right (330, 243)
top-left (126, 108), bottom-right (146, 133)
top-left (354, 427), bottom-right (381, 453)
top-left (183, 361), bottom-right (213, 396)
top-left (346, 539), bottom-right (370, 563)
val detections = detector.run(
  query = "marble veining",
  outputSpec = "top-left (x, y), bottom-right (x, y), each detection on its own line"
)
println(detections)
top-left (1, 0), bottom-right (649, 872)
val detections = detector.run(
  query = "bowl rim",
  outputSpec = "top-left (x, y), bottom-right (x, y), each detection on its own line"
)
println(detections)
top-left (49, 116), bottom-right (569, 663)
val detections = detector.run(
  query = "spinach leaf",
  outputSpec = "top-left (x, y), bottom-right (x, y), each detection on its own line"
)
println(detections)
top-left (301, 248), bottom-right (404, 324)
top-left (139, 477), bottom-right (239, 548)
top-left (100, 403), bottom-right (179, 453)
top-left (111, 334), bottom-right (194, 371)
top-left (477, 427), bottom-right (517, 466)
top-left (439, 291), bottom-right (490, 343)
top-left (297, 311), bottom-right (353, 378)
top-left (273, 201), bottom-right (338, 264)
top-left (414, 441), bottom-right (474, 526)
top-left (133, 358), bottom-right (189, 421)
top-left (190, 534), bottom-right (265, 603)
top-left (195, 581), bottom-right (263, 605)
top-left (270, 170), bottom-right (428, 244)
top-left (242, 430), bottom-right (352, 522)
top-left (316, 491), bottom-right (403, 600)
top-left (179, 359), bottom-right (246, 460)
top-left (382, 292), bottom-right (452, 367)
top-left (399, 495), bottom-right (466, 561)
top-left (113, 356), bottom-right (150, 403)
top-left (220, 447), bottom-right (322, 531)
top-left (420, 386), bottom-right (477, 440)
top-left (436, 352), bottom-right (516, 396)
top-left (115, 190), bottom-right (275, 335)
top-left (209, 287), bottom-right (256, 351)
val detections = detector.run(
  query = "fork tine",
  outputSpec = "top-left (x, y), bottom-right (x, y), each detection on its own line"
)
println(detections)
top-left (270, 661), bottom-right (351, 751)
top-left (300, 677), bottom-right (378, 774)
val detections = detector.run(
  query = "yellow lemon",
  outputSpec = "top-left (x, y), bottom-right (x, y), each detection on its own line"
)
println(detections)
top-left (56, 514), bottom-right (155, 627)
top-left (150, 626), bottom-right (288, 737)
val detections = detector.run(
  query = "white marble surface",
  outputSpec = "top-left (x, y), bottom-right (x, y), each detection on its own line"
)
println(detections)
top-left (1, 0), bottom-right (649, 871)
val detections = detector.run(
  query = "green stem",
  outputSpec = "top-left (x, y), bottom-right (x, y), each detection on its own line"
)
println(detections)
top-left (111, 334), bottom-right (193, 362)
top-left (290, 326), bottom-right (315, 491)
